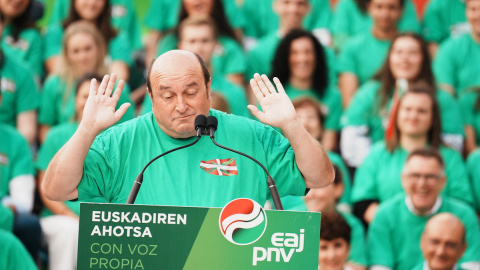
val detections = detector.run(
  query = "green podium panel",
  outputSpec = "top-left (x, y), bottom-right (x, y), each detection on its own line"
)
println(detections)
top-left (78, 199), bottom-right (321, 269)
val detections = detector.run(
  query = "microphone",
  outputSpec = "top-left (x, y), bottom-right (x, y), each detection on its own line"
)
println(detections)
top-left (126, 114), bottom-right (207, 204)
top-left (206, 116), bottom-right (284, 210)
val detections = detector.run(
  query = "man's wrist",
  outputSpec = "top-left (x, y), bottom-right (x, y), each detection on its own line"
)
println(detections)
top-left (280, 118), bottom-right (303, 139)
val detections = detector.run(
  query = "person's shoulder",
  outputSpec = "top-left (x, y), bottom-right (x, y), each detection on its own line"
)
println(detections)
top-left (250, 32), bottom-right (280, 52)
top-left (96, 113), bottom-right (151, 141)
top-left (0, 124), bottom-right (28, 147)
top-left (339, 211), bottom-right (363, 228)
top-left (0, 123), bottom-right (22, 138)
top-left (45, 23), bottom-right (64, 35)
top-left (368, 140), bottom-right (388, 154)
top-left (467, 149), bottom-right (480, 164)
top-left (439, 145), bottom-right (463, 160)
top-left (47, 122), bottom-right (78, 138)
top-left (2, 51), bottom-right (33, 74)
top-left (441, 196), bottom-right (477, 217)
top-left (375, 194), bottom-right (405, 217)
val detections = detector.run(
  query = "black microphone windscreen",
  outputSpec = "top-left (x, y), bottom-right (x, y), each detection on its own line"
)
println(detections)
top-left (207, 116), bottom-right (218, 131)
top-left (195, 114), bottom-right (207, 130)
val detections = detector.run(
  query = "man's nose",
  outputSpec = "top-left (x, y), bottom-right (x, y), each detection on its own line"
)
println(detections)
top-left (175, 97), bottom-right (188, 113)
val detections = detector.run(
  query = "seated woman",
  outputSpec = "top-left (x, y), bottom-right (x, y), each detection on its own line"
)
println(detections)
top-left (43, 0), bottom-right (132, 81)
top-left (351, 85), bottom-right (473, 225)
top-left (271, 30), bottom-right (342, 151)
top-left (39, 21), bottom-right (134, 142)
top-left (341, 33), bottom-right (464, 167)
top-left (37, 74), bottom-right (107, 270)
top-left (0, 0), bottom-right (43, 78)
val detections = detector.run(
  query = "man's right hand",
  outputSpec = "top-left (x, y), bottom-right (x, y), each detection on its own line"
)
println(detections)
top-left (79, 74), bottom-right (131, 136)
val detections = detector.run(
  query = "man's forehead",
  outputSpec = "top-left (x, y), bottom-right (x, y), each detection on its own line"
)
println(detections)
top-left (404, 156), bottom-right (442, 171)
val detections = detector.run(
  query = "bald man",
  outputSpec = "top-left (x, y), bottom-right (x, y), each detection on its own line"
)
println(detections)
top-left (414, 213), bottom-right (467, 270)
top-left (41, 50), bottom-right (334, 207)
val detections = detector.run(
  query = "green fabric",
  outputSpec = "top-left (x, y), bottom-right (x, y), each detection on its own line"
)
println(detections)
top-left (246, 31), bottom-right (338, 86)
top-left (242, 0), bottom-right (333, 39)
top-left (0, 205), bottom-right (13, 231)
top-left (157, 34), bottom-right (246, 77)
top-left (337, 31), bottom-right (391, 85)
top-left (1, 25), bottom-right (44, 78)
top-left (43, 23), bottom-right (133, 65)
top-left (0, 54), bottom-right (39, 127)
top-left (341, 80), bottom-right (465, 141)
top-left (332, 0), bottom-right (420, 50)
top-left (285, 84), bottom-right (342, 131)
top-left (144, 0), bottom-right (245, 31)
top-left (351, 142), bottom-right (473, 205)
top-left (460, 91), bottom-right (480, 146)
top-left (412, 262), bottom-right (467, 270)
top-left (0, 124), bottom-right (34, 200)
top-left (467, 149), bottom-right (480, 212)
top-left (434, 33), bottom-right (480, 96)
top-left (48, 0), bottom-right (143, 50)
top-left (422, 0), bottom-right (467, 43)
top-left (141, 75), bottom-right (250, 117)
top-left (367, 195), bottom-right (480, 270)
top-left (39, 75), bottom-right (135, 127)
top-left (77, 110), bottom-right (307, 206)
top-left (0, 230), bottom-right (37, 270)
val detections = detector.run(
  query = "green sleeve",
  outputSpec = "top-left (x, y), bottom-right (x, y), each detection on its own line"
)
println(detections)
top-left (351, 143), bottom-right (384, 202)
top-left (459, 94), bottom-right (475, 126)
top-left (10, 131), bottom-right (34, 177)
top-left (0, 205), bottom-right (14, 231)
top-left (14, 64), bottom-right (39, 115)
top-left (48, 0), bottom-right (69, 25)
top-left (0, 230), bottom-right (37, 270)
top-left (214, 37), bottom-right (246, 76)
top-left (336, 39), bottom-right (358, 75)
top-left (156, 33), bottom-right (178, 56)
top-left (323, 88), bottom-right (342, 131)
top-left (343, 213), bottom-right (367, 266)
top-left (443, 148), bottom-right (474, 206)
top-left (467, 151), bottom-right (480, 212)
top-left (422, 0), bottom-right (447, 43)
top-left (366, 205), bottom-right (395, 268)
top-left (109, 32), bottom-right (133, 66)
top-left (39, 76), bottom-right (60, 126)
top-left (433, 39), bottom-right (457, 88)
top-left (43, 24), bottom-right (63, 60)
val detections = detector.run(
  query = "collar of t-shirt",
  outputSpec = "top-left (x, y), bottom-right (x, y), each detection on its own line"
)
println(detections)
top-left (423, 260), bottom-right (458, 270)
top-left (405, 196), bottom-right (442, 216)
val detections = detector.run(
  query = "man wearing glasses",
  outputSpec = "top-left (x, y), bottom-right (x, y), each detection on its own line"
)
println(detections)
top-left (366, 148), bottom-right (480, 270)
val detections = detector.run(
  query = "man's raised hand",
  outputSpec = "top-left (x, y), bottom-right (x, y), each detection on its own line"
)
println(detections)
top-left (80, 74), bottom-right (131, 135)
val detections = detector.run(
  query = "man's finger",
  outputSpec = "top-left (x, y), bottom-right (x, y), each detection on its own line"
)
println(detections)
top-left (249, 79), bottom-right (265, 101)
top-left (261, 74), bottom-right (277, 93)
top-left (254, 73), bottom-right (271, 95)
top-left (111, 80), bottom-right (125, 102)
top-left (97, 74), bottom-right (110, 95)
top-left (104, 73), bottom-right (117, 96)
top-left (273, 77), bottom-right (286, 94)
top-left (89, 79), bottom-right (98, 96)
top-left (247, 104), bottom-right (265, 122)
top-left (114, 103), bottom-right (131, 122)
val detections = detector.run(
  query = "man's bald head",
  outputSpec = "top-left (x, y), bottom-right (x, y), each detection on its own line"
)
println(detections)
top-left (421, 213), bottom-right (466, 270)
top-left (146, 50), bottom-right (210, 96)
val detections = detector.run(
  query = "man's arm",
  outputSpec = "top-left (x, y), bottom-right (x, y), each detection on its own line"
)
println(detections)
top-left (42, 74), bottom-right (131, 201)
top-left (248, 74), bottom-right (335, 188)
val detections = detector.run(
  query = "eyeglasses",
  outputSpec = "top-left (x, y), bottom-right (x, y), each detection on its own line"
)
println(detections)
top-left (402, 173), bottom-right (444, 184)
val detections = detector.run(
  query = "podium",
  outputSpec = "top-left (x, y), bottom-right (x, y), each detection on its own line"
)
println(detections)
top-left (78, 199), bottom-right (321, 269)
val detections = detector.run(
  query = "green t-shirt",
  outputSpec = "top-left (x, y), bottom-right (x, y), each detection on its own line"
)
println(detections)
top-left (0, 205), bottom-right (13, 231)
top-left (342, 80), bottom-right (465, 142)
top-left (412, 262), bottom-right (467, 270)
top-left (48, 0), bottom-right (143, 50)
top-left (39, 75), bottom-right (135, 127)
top-left (460, 91), bottom-right (480, 146)
top-left (157, 34), bottom-right (246, 78)
top-left (422, 0), bottom-right (468, 43)
top-left (0, 54), bottom-right (39, 127)
top-left (144, 0), bottom-right (246, 32)
top-left (337, 31), bottom-right (391, 86)
top-left (367, 195), bottom-right (480, 270)
top-left (467, 149), bottom-right (480, 212)
top-left (0, 230), bottom-right (37, 270)
top-left (352, 142), bottom-right (473, 205)
top-left (247, 31), bottom-right (338, 86)
top-left (77, 110), bottom-right (307, 206)
top-left (285, 84), bottom-right (342, 131)
top-left (141, 75), bottom-right (250, 117)
top-left (332, 0), bottom-right (420, 50)
top-left (434, 33), bottom-right (480, 97)
top-left (1, 25), bottom-right (43, 78)
top-left (43, 23), bottom-right (133, 66)
top-left (0, 124), bottom-right (34, 200)
top-left (242, 0), bottom-right (333, 39)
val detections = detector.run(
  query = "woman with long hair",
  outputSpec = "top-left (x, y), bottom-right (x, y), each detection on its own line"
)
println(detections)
top-left (0, 0), bottom-right (43, 77)
top-left (39, 21), bottom-right (134, 142)
top-left (271, 29), bottom-right (341, 151)
top-left (351, 85), bottom-right (472, 224)
top-left (341, 33), bottom-right (464, 167)
top-left (43, 0), bottom-right (132, 81)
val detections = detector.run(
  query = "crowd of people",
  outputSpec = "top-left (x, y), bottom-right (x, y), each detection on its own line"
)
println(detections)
top-left (0, 0), bottom-right (479, 269)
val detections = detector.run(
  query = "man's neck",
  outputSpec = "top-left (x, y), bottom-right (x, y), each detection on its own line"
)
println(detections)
top-left (290, 76), bottom-right (312, 90)
top-left (405, 196), bottom-right (442, 216)
top-left (372, 26), bottom-right (398, 40)
top-left (400, 134), bottom-right (428, 152)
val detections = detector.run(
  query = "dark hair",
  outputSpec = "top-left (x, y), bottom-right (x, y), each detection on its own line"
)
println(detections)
top-left (374, 33), bottom-right (435, 111)
top-left (357, 0), bottom-right (405, 13)
top-left (63, 0), bottom-right (117, 44)
top-left (75, 73), bottom-right (103, 95)
top-left (177, 0), bottom-right (237, 42)
top-left (146, 53), bottom-right (211, 96)
top-left (386, 83), bottom-right (442, 152)
top-left (406, 148), bottom-right (445, 169)
top-left (271, 29), bottom-right (329, 98)
top-left (0, 0), bottom-right (36, 42)
top-left (320, 211), bottom-right (351, 243)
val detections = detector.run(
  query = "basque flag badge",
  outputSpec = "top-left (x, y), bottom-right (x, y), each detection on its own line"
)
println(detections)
top-left (200, 158), bottom-right (238, 176)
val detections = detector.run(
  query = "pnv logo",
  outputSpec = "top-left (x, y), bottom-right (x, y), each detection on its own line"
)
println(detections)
top-left (219, 198), bottom-right (267, 245)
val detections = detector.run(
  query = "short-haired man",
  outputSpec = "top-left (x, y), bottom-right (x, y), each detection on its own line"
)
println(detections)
top-left (413, 213), bottom-right (468, 270)
top-left (42, 50), bottom-right (334, 210)
top-left (367, 148), bottom-right (480, 270)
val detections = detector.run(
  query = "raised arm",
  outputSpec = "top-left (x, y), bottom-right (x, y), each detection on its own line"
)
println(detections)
top-left (248, 74), bottom-right (335, 188)
top-left (41, 74), bottom-right (131, 201)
